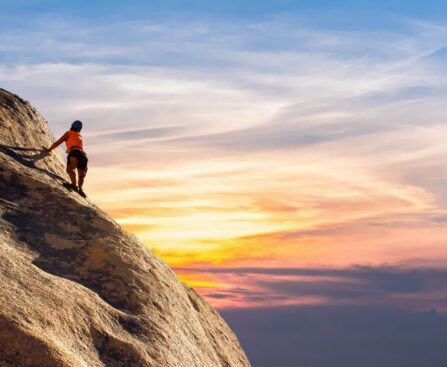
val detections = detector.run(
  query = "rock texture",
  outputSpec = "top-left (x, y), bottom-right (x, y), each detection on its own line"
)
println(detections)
top-left (0, 89), bottom-right (251, 367)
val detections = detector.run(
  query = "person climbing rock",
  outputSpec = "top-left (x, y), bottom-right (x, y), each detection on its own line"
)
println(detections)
top-left (45, 120), bottom-right (88, 198)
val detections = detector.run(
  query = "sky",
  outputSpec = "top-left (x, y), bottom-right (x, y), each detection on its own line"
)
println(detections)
top-left (2, 1), bottom-right (447, 366)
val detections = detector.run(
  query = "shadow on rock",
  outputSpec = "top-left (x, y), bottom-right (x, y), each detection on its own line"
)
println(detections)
top-left (2, 192), bottom-right (140, 313)
top-left (0, 144), bottom-right (66, 183)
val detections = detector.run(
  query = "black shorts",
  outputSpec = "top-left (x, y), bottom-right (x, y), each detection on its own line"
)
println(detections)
top-left (67, 149), bottom-right (88, 170)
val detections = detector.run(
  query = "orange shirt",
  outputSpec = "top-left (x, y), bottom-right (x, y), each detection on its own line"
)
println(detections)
top-left (65, 130), bottom-right (83, 152)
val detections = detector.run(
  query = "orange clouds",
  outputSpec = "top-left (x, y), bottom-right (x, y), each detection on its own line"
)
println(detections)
top-left (84, 135), bottom-right (447, 309)
top-left (87, 147), bottom-right (445, 268)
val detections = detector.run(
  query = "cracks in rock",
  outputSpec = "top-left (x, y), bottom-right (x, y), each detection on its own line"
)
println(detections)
top-left (188, 292), bottom-right (202, 313)
top-left (90, 327), bottom-right (153, 367)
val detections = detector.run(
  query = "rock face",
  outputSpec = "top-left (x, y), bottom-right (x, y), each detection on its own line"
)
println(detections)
top-left (0, 89), bottom-right (251, 367)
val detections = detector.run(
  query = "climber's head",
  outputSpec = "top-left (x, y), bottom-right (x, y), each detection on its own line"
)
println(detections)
top-left (71, 120), bottom-right (83, 132)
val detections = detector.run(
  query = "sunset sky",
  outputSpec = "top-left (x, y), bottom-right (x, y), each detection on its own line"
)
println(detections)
top-left (3, 1), bottom-right (447, 365)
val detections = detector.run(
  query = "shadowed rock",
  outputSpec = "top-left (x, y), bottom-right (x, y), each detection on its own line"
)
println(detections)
top-left (0, 88), bottom-right (251, 367)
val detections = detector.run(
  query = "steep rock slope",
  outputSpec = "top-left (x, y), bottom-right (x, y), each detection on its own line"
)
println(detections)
top-left (0, 88), bottom-right (251, 367)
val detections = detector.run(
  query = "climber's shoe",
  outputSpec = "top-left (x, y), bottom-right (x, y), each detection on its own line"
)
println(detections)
top-left (63, 182), bottom-right (78, 192)
top-left (78, 188), bottom-right (87, 198)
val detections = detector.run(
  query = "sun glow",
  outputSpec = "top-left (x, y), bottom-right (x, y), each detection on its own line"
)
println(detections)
top-left (87, 145), bottom-right (446, 287)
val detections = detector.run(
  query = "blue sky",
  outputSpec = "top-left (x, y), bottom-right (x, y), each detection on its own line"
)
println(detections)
top-left (4, 0), bottom-right (447, 19)
top-left (3, 1), bottom-right (447, 366)
top-left (5, 0), bottom-right (447, 39)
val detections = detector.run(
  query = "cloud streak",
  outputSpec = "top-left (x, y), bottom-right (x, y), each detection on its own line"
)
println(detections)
top-left (175, 265), bottom-right (447, 310)
top-left (2, 11), bottom-right (447, 310)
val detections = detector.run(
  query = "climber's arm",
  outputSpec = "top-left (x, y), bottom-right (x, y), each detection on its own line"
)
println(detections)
top-left (45, 131), bottom-right (69, 153)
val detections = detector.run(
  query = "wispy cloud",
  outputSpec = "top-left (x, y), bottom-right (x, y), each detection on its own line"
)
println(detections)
top-left (2, 14), bottom-right (447, 308)
top-left (176, 265), bottom-right (447, 310)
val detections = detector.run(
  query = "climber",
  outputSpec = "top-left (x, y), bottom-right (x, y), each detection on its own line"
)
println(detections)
top-left (45, 120), bottom-right (88, 198)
